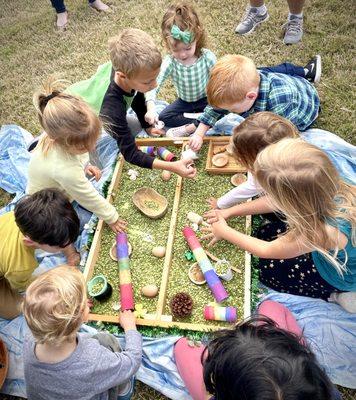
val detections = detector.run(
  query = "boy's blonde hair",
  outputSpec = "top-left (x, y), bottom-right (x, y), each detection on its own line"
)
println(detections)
top-left (108, 28), bottom-right (162, 77)
top-left (33, 78), bottom-right (101, 154)
top-left (255, 138), bottom-right (356, 275)
top-left (232, 112), bottom-right (299, 171)
top-left (23, 265), bottom-right (87, 345)
top-left (161, 2), bottom-right (206, 57)
top-left (207, 55), bottom-right (260, 107)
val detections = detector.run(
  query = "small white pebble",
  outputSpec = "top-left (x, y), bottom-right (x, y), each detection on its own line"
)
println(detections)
top-left (191, 223), bottom-right (199, 232)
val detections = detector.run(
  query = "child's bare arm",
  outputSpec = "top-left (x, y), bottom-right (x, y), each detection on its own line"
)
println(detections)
top-left (205, 195), bottom-right (277, 222)
top-left (201, 211), bottom-right (311, 259)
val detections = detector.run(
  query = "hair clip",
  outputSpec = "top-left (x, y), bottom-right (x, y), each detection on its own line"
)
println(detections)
top-left (170, 25), bottom-right (193, 44)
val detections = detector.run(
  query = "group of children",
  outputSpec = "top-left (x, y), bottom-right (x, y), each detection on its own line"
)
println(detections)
top-left (1, 1), bottom-right (355, 399)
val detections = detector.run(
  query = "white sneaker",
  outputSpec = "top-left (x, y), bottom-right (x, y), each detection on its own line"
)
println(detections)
top-left (328, 292), bottom-right (356, 313)
top-left (166, 125), bottom-right (195, 138)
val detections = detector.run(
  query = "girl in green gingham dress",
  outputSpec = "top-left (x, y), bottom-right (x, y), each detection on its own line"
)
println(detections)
top-left (145, 2), bottom-right (216, 137)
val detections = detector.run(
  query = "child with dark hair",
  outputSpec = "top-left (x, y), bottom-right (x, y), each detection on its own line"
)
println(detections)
top-left (174, 301), bottom-right (341, 400)
top-left (0, 188), bottom-right (80, 319)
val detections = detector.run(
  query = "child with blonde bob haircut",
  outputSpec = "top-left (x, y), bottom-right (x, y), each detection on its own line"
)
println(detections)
top-left (145, 2), bottom-right (217, 137)
top-left (27, 78), bottom-right (127, 234)
top-left (189, 54), bottom-right (320, 151)
top-left (204, 139), bottom-right (356, 313)
top-left (23, 265), bottom-right (142, 399)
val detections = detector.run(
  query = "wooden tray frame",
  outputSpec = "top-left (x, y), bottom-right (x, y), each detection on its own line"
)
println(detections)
top-left (84, 137), bottom-right (251, 332)
top-left (205, 139), bottom-right (246, 174)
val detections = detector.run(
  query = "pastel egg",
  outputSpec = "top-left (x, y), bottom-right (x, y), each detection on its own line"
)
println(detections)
top-left (152, 246), bottom-right (166, 258)
top-left (161, 170), bottom-right (171, 181)
top-left (141, 284), bottom-right (159, 298)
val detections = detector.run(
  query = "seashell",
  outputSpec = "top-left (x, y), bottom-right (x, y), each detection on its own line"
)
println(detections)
top-left (141, 284), bottom-right (159, 298)
top-left (231, 173), bottom-right (247, 187)
top-left (188, 263), bottom-right (206, 285)
top-left (152, 246), bottom-right (166, 258)
top-left (161, 170), bottom-right (171, 181)
top-left (110, 241), bottom-right (132, 261)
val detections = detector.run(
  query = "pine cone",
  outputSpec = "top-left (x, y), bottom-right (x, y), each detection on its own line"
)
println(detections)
top-left (170, 292), bottom-right (193, 318)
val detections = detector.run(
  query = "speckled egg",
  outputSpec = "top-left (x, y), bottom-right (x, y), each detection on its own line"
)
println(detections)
top-left (141, 284), bottom-right (159, 298)
top-left (161, 170), bottom-right (171, 181)
top-left (152, 246), bottom-right (166, 258)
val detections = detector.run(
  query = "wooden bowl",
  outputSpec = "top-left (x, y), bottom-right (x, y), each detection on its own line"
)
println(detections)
top-left (212, 153), bottom-right (229, 168)
top-left (231, 173), bottom-right (247, 186)
top-left (0, 339), bottom-right (9, 389)
top-left (110, 241), bottom-right (132, 261)
top-left (132, 187), bottom-right (168, 219)
top-left (188, 263), bottom-right (206, 285)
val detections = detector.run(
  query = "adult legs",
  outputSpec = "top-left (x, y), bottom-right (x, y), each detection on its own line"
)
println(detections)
top-left (0, 277), bottom-right (23, 320)
top-left (235, 0), bottom-right (269, 35)
top-left (284, 0), bottom-right (305, 44)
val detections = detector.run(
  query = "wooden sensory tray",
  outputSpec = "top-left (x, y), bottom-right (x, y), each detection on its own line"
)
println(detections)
top-left (84, 137), bottom-right (251, 332)
top-left (206, 139), bottom-right (246, 174)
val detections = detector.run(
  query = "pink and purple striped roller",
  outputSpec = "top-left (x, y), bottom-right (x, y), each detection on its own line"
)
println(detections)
top-left (182, 227), bottom-right (228, 302)
top-left (157, 147), bottom-right (177, 161)
top-left (116, 232), bottom-right (135, 310)
top-left (204, 305), bottom-right (237, 322)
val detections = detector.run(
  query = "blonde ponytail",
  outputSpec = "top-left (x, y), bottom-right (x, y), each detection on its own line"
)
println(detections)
top-left (33, 77), bottom-right (101, 154)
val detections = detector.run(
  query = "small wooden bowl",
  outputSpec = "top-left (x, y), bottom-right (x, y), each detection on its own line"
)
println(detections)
top-left (212, 153), bottom-right (229, 168)
top-left (133, 187), bottom-right (168, 219)
top-left (110, 241), bottom-right (132, 261)
top-left (231, 173), bottom-right (247, 186)
top-left (188, 263), bottom-right (206, 285)
top-left (0, 339), bottom-right (8, 389)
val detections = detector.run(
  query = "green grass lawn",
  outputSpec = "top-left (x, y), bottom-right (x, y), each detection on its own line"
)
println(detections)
top-left (0, 0), bottom-right (355, 398)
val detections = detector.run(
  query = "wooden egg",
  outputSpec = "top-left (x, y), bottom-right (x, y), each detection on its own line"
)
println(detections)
top-left (212, 153), bottom-right (229, 168)
top-left (141, 284), bottom-right (159, 298)
top-left (152, 246), bottom-right (166, 258)
top-left (161, 170), bottom-right (171, 181)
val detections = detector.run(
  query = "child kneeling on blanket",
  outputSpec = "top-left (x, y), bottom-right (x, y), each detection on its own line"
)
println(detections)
top-left (175, 301), bottom-right (342, 400)
top-left (23, 265), bottom-right (142, 400)
top-left (0, 188), bottom-right (79, 320)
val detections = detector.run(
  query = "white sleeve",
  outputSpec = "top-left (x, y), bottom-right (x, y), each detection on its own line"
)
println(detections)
top-left (217, 172), bottom-right (261, 209)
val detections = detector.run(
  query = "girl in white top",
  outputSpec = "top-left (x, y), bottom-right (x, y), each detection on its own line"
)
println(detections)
top-left (27, 79), bottom-right (126, 234)
top-left (208, 112), bottom-right (356, 209)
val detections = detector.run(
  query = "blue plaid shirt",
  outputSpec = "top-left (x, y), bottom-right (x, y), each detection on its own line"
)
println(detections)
top-left (199, 71), bottom-right (320, 132)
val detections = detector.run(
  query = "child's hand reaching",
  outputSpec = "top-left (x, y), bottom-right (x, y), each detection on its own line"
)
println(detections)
top-left (171, 159), bottom-right (197, 179)
top-left (109, 218), bottom-right (128, 233)
top-left (145, 110), bottom-right (159, 126)
top-left (201, 210), bottom-right (228, 246)
top-left (207, 197), bottom-right (218, 209)
top-left (189, 134), bottom-right (203, 152)
top-left (85, 164), bottom-right (102, 181)
top-left (63, 244), bottom-right (81, 266)
top-left (204, 208), bottom-right (230, 223)
top-left (146, 126), bottom-right (165, 137)
top-left (119, 310), bottom-right (137, 332)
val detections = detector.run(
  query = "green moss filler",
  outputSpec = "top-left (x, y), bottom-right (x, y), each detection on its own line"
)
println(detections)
top-left (92, 147), bottom-right (177, 316)
top-left (91, 144), bottom-right (248, 329)
top-left (165, 145), bottom-right (246, 327)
